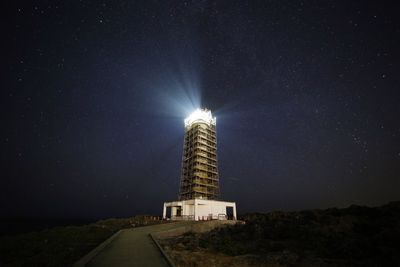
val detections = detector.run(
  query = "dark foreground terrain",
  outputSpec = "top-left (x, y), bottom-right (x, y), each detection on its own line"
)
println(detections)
top-left (161, 201), bottom-right (400, 267)
top-left (0, 215), bottom-right (163, 266)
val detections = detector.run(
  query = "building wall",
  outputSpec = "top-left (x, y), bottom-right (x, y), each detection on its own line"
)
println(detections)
top-left (195, 199), bottom-right (235, 219)
top-left (164, 199), bottom-right (236, 221)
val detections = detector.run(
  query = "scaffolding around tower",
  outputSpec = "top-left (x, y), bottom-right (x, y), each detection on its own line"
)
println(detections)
top-left (163, 108), bottom-right (236, 221)
top-left (179, 108), bottom-right (219, 200)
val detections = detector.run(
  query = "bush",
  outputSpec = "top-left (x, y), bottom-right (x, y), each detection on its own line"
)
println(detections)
top-left (197, 201), bottom-right (400, 266)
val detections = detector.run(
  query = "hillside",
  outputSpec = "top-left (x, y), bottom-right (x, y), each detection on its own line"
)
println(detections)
top-left (2, 202), bottom-right (399, 267)
top-left (161, 201), bottom-right (400, 267)
top-left (0, 215), bottom-right (163, 266)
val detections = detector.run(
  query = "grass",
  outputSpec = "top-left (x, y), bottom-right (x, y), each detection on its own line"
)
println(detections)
top-left (0, 215), bottom-right (163, 267)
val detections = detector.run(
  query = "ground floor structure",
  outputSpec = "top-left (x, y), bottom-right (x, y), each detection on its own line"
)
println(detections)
top-left (163, 199), bottom-right (237, 221)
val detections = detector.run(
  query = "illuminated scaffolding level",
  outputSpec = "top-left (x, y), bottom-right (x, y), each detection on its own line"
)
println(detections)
top-left (179, 108), bottom-right (219, 200)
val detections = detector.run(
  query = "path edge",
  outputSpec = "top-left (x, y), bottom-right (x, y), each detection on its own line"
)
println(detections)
top-left (149, 233), bottom-right (177, 267)
top-left (73, 229), bottom-right (123, 267)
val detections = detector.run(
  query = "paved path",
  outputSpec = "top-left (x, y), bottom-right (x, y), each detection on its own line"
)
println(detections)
top-left (84, 222), bottom-right (192, 267)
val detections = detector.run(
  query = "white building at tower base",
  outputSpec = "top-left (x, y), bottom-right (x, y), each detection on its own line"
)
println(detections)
top-left (163, 199), bottom-right (237, 221)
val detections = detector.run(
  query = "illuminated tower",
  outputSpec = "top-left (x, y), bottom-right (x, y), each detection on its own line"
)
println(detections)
top-left (179, 108), bottom-right (219, 200)
top-left (162, 108), bottom-right (236, 221)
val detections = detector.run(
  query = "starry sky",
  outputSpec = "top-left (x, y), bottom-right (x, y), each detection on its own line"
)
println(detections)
top-left (4, 1), bottom-right (400, 220)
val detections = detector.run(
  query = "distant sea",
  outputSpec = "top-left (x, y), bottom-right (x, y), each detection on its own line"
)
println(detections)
top-left (0, 218), bottom-right (95, 237)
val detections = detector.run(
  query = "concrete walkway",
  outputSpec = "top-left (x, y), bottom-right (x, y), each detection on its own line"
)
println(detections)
top-left (81, 222), bottom-right (194, 267)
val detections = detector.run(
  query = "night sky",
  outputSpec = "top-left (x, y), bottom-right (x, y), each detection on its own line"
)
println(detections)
top-left (5, 1), bottom-right (400, 220)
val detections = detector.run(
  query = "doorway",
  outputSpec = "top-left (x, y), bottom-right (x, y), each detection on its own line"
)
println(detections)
top-left (176, 207), bottom-right (182, 216)
top-left (226, 207), bottom-right (234, 220)
top-left (166, 207), bottom-right (172, 219)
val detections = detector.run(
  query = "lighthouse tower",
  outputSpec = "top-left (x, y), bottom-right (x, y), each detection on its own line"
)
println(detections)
top-left (179, 108), bottom-right (219, 200)
top-left (163, 108), bottom-right (237, 221)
